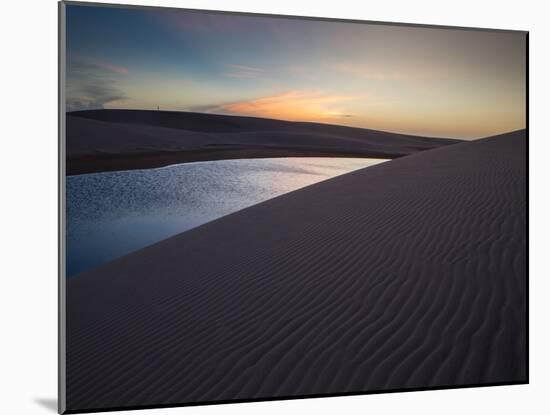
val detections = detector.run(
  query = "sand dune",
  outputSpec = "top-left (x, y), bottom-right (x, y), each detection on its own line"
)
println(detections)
top-left (66, 110), bottom-right (460, 175)
top-left (65, 130), bottom-right (526, 411)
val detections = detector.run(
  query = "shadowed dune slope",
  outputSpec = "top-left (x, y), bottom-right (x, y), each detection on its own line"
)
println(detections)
top-left (66, 110), bottom-right (460, 175)
top-left (66, 130), bottom-right (526, 411)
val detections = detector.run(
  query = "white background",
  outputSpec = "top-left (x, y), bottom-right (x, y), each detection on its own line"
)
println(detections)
top-left (1, 0), bottom-right (546, 413)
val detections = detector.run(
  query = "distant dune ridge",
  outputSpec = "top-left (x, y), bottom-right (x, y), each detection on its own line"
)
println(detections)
top-left (66, 130), bottom-right (526, 411)
top-left (66, 109), bottom-right (461, 175)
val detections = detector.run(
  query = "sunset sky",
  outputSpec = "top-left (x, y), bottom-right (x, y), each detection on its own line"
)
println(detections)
top-left (65, 4), bottom-right (526, 139)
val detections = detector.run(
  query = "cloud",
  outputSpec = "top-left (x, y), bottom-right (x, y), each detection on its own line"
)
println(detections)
top-left (91, 61), bottom-right (129, 75)
top-left (196, 90), bottom-right (360, 122)
top-left (69, 56), bottom-right (129, 76)
top-left (66, 56), bottom-right (128, 111)
top-left (66, 83), bottom-right (126, 112)
top-left (224, 64), bottom-right (264, 79)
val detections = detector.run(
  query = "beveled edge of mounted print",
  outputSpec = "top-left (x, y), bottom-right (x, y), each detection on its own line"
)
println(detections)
top-left (59, 1), bottom-right (528, 413)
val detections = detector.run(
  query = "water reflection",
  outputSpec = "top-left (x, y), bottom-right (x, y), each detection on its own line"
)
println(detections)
top-left (66, 157), bottom-right (387, 276)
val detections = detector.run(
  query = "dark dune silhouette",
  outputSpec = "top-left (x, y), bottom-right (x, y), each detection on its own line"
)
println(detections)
top-left (65, 130), bottom-right (526, 412)
top-left (66, 110), bottom-right (461, 175)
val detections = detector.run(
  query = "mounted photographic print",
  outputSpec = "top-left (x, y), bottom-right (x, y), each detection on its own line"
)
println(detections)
top-left (58, 1), bottom-right (528, 413)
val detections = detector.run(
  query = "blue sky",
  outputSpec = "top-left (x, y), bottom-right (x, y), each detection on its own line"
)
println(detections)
top-left (65, 4), bottom-right (526, 139)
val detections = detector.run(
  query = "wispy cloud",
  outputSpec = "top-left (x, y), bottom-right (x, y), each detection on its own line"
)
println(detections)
top-left (66, 56), bottom-right (128, 111)
top-left (91, 60), bottom-right (129, 75)
top-left (223, 64), bottom-right (264, 79)
top-left (67, 83), bottom-right (126, 112)
top-left (198, 90), bottom-right (360, 122)
top-left (70, 56), bottom-right (129, 76)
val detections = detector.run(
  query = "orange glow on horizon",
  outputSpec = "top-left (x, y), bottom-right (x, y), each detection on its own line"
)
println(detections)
top-left (217, 91), bottom-right (359, 123)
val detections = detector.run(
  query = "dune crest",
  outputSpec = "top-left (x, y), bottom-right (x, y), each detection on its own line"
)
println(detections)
top-left (66, 109), bottom-right (461, 175)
